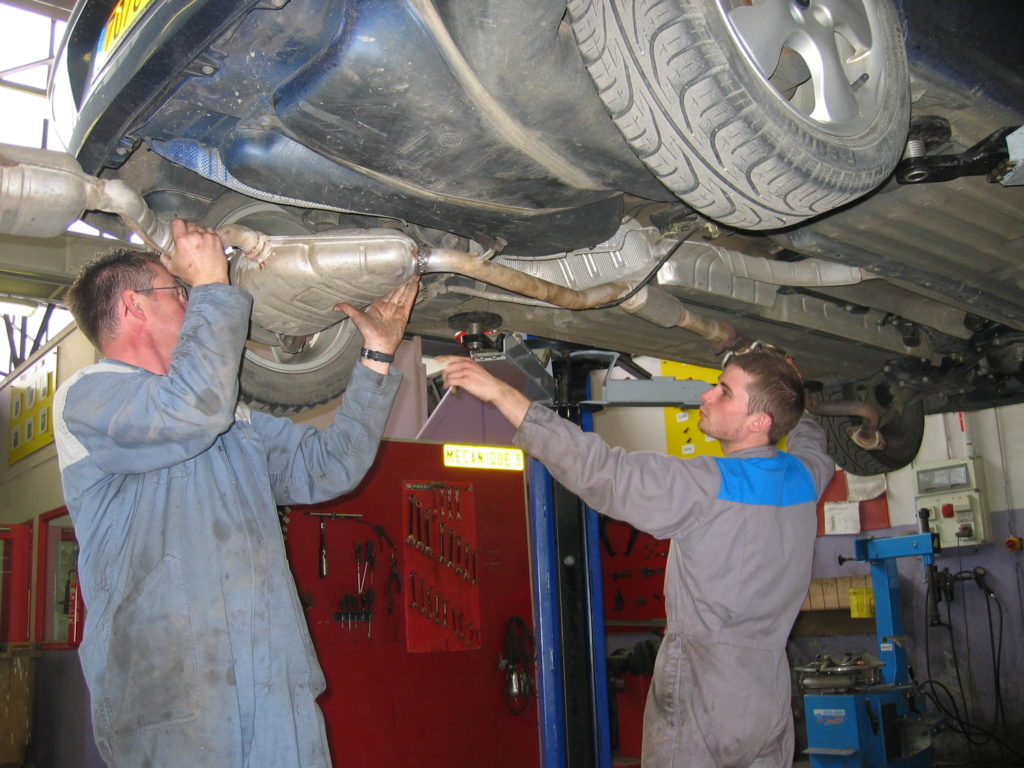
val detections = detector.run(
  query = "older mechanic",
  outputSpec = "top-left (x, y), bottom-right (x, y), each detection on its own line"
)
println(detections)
top-left (54, 220), bottom-right (417, 767)
top-left (440, 347), bottom-right (834, 768)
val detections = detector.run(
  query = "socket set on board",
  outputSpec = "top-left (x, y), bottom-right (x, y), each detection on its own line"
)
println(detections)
top-left (403, 481), bottom-right (481, 652)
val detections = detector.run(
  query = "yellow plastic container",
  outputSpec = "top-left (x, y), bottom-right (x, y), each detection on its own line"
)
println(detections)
top-left (849, 588), bottom-right (874, 618)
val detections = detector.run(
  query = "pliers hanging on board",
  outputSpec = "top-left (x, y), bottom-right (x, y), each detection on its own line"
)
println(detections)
top-left (598, 515), bottom-right (639, 557)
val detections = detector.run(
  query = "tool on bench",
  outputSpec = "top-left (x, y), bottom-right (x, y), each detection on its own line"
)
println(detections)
top-left (424, 508), bottom-right (432, 556)
top-left (364, 590), bottom-right (375, 638)
top-left (354, 542), bottom-right (362, 591)
top-left (355, 539), bottom-right (375, 593)
top-left (623, 526), bottom-right (639, 556)
top-left (407, 494), bottom-right (416, 545)
top-left (364, 539), bottom-right (375, 587)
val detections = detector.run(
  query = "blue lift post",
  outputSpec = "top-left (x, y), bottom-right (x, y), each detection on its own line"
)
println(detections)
top-left (528, 458), bottom-right (568, 768)
top-left (803, 533), bottom-right (939, 768)
top-left (525, 355), bottom-right (611, 768)
top-left (505, 341), bottom-right (709, 767)
top-left (580, 407), bottom-right (612, 768)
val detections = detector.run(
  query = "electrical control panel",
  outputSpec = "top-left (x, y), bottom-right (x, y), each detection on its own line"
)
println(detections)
top-left (914, 457), bottom-right (991, 548)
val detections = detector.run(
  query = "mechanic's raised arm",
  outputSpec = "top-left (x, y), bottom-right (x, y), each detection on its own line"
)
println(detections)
top-left (786, 414), bottom-right (835, 497)
top-left (437, 355), bottom-right (532, 427)
top-left (56, 219), bottom-right (250, 475)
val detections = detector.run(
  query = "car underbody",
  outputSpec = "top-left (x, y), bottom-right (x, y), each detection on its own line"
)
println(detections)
top-left (1, 0), bottom-right (1021, 475)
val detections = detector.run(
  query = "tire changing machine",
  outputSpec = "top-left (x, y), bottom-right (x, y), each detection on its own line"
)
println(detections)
top-left (796, 532), bottom-right (943, 768)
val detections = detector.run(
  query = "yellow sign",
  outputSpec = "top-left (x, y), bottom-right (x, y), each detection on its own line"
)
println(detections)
top-left (443, 444), bottom-right (524, 471)
top-left (660, 360), bottom-right (724, 460)
top-left (9, 349), bottom-right (57, 464)
top-left (660, 359), bottom-right (786, 457)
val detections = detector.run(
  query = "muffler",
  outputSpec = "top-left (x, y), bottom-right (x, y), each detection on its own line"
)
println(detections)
top-left (225, 226), bottom-right (419, 337)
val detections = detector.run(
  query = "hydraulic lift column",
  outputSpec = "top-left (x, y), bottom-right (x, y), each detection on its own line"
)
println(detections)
top-left (545, 349), bottom-right (611, 768)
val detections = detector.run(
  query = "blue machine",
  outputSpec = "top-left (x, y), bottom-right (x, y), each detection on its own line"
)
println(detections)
top-left (799, 534), bottom-right (941, 768)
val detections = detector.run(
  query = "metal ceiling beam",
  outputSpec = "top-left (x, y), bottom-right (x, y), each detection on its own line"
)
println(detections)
top-left (1, 0), bottom-right (73, 21)
top-left (0, 79), bottom-right (46, 97)
top-left (0, 231), bottom-right (131, 304)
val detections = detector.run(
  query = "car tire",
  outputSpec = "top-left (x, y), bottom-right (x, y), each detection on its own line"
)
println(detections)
top-left (202, 194), bottom-right (362, 414)
top-left (816, 381), bottom-right (925, 476)
top-left (568, 0), bottom-right (910, 229)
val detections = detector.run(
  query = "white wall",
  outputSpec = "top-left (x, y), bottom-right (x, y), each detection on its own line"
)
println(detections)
top-left (590, 356), bottom-right (680, 453)
top-left (880, 407), bottom-right (1024, 525)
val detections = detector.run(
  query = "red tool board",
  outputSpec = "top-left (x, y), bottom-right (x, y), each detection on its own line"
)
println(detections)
top-left (284, 439), bottom-right (540, 768)
top-left (600, 518), bottom-right (669, 632)
top-left (600, 518), bottom-right (668, 763)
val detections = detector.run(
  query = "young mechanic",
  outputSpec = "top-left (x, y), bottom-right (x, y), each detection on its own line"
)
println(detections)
top-left (439, 346), bottom-right (834, 768)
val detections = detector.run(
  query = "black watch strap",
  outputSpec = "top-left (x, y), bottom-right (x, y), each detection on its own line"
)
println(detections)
top-left (360, 347), bottom-right (395, 363)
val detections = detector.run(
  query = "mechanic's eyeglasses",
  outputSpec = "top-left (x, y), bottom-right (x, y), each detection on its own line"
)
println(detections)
top-left (721, 340), bottom-right (788, 367)
top-left (136, 284), bottom-right (189, 302)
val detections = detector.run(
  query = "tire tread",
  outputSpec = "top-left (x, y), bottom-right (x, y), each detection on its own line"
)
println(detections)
top-left (568, 0), bottom-right (909, 229)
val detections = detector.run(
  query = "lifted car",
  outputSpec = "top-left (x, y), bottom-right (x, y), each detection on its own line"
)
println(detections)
top-left (2, 0), bottom-right (1022, 474)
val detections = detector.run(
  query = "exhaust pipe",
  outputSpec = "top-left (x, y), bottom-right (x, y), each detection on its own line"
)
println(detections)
top-left (1, 145), bottom-right (739, 349)
top-left (223, 227), bottom-right (740, 349)
top-left (0, 146), bottom-right (886, 452)
top-left (808, 397), bottom-right (886, 451)
top-left (0, 143), bottom-right (173, 253)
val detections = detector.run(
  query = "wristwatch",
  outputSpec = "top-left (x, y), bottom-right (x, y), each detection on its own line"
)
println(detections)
top-left (360, 347), bottom-right (395, 363)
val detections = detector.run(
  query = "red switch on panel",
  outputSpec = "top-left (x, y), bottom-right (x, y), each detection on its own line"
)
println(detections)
top-left (941, 503), bottom-right (955, 518)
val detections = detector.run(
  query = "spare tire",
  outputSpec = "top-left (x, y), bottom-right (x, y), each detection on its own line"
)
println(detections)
top-left (568, 0), bottom-right (910, 229)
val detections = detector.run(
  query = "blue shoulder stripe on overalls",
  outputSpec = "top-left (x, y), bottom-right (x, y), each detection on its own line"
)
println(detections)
top-left (714, 452), bottom-right (816, 506)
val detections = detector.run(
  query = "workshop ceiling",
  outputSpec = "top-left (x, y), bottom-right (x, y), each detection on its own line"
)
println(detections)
top-left (3, 0), bottom-right (71, 21)
top-left (0, 0), bottom-right (82, 307)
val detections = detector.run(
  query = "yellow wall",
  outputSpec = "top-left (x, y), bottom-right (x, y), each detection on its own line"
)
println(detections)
top-left (0, 325), bottom-right (95, 524)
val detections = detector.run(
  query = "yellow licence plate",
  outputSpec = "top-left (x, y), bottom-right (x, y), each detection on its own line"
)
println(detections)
top-left (94, 0), bottom-right (154, 71)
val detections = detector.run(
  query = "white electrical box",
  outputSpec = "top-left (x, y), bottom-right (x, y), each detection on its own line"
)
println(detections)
top-left (914, 457), bottom-right (991, 549)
